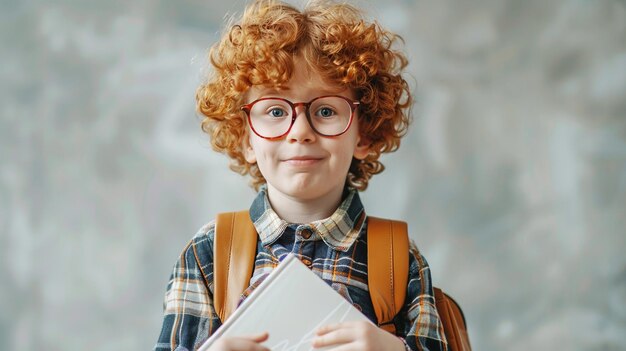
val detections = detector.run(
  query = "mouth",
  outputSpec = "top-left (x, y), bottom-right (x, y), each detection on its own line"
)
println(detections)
top-left (282, 156), bottom-right (324, 166)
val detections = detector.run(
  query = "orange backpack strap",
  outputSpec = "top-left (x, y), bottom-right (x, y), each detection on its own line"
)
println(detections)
top-left (213, 211), bottom-right (257, 322)
top-left (366, 216), bottom-right (409, 334)
top-left (434, 287), bottom-right (472, 351)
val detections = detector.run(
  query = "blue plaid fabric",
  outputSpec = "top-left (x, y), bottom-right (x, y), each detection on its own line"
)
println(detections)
top-left (155, 186), bottom-right (448, 351)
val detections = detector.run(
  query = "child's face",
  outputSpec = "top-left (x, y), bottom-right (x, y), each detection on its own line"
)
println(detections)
top-left (243, 60), bottom-right (370, 203)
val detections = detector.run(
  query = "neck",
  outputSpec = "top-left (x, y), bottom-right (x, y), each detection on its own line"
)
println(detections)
top-left (265, 185), bottom-right (344, 224)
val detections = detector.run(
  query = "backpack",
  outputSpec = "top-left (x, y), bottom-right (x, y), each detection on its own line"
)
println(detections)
top-left (212, 211), bottom-right (471, 351)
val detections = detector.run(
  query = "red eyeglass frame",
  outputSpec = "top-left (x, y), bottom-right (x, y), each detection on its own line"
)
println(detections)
top-left (240, 95), bottom-right (360, 140)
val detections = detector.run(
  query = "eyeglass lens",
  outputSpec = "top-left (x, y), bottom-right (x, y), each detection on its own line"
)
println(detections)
top-left (248, 96), bottom-right (352, 138)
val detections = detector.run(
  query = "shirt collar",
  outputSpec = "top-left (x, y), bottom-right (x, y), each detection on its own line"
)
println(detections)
top-left (248, 185), bottom-right (366, 252)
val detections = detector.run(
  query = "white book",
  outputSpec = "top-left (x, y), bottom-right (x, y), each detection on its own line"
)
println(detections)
top-left (199, 253), bottom-right (372, 351)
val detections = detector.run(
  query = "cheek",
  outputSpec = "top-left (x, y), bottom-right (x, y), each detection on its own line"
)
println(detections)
top-left (247, 139), bottom-right (276, 166)
top-left (333, 141), bottom-right (359, 169)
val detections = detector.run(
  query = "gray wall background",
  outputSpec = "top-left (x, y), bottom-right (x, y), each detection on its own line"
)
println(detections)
top-left (1, 0), bottom-right (625, 350)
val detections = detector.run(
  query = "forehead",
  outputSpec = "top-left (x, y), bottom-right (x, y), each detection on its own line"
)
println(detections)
top-left (245, 61), bottom-right (354, 102)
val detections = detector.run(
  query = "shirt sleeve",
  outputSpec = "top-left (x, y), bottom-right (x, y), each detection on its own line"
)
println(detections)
top-left (398, 245), bottom-right (448, 351)
top-left (154, 223), bottom-right (222, 351)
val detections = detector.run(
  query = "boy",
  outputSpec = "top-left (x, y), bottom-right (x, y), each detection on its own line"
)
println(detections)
top-left (155, 0), bottom-right (447, 350)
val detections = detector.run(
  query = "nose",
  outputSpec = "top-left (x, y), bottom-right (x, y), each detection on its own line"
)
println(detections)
top-left (286, 106), bottom-right (316, 143)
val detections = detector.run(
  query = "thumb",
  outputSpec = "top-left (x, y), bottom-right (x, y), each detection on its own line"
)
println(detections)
top-left (242, 331), bottom-right (269, 343)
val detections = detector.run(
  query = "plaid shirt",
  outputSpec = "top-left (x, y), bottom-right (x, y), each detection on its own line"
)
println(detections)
top-left (155, 187), bottom-right (448, 351)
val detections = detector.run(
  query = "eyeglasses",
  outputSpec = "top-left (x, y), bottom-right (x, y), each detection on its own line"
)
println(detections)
top-left (241, 95), bottom-right (360, 140)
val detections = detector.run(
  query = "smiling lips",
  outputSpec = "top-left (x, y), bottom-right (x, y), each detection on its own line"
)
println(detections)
top-left (283, 156), bottom-right (323, 166)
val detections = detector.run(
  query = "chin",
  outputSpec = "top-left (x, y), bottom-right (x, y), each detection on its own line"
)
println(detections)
top-left (282, 181), bottom-right (327, 200)
top-left (285, 184), bottom-right (319, 198)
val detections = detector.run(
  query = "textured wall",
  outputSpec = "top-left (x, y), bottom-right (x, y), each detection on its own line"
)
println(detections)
top-left (1, 0), bottom-right (625, 350)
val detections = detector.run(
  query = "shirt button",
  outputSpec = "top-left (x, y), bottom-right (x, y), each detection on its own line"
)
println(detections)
top-left (300, 228), bottom-right (312, 239)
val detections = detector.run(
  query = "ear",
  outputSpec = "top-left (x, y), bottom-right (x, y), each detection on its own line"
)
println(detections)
top-left (353, 136), bottom-right (371, 160)
top-left (243, 137), bottom-right (257, 164)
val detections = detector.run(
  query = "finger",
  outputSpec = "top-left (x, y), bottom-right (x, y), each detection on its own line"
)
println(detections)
top-left (312, 328), bottom-right (354, 348)
top-left (323, 344), bottom-right (358, 351)
top-left (316, 322), bottom-right (349, 335)
top-left (316, 324), bottom-right (334, 336)
top-left (230, 340), bottom-right (270, 351)
top-left (215, 333), bottom-right (270, 351)
top-left (330, 320), bottom-right (367, 329)
top-left (241, 331), bottom-right (269, 343)
top-left (317, 320), bottom-right (370, 336)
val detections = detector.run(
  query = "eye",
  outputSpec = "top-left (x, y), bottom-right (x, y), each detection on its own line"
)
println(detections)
top-left (315, 107), bottom-right (336, 118)
top-left (267, 107), bottom-right (288, 118)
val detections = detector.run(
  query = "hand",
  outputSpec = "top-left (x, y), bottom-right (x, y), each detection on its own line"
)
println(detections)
top-left (312, 321), bottom-right (405, 351)
top-left (207, 332), bottom-right (270, 351)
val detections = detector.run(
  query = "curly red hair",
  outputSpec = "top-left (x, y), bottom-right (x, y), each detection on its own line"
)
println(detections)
top-left (196, 0), bottom-right (412, 191)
